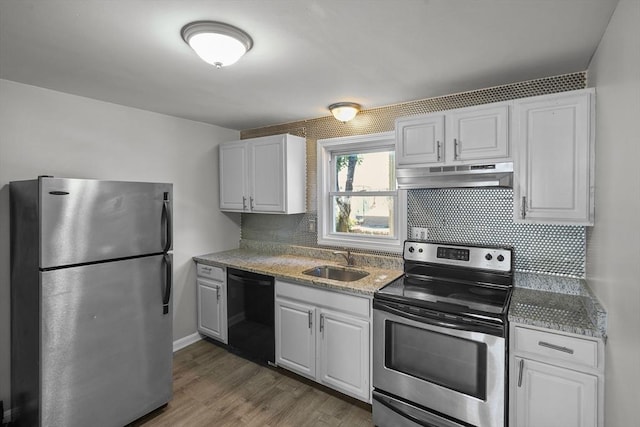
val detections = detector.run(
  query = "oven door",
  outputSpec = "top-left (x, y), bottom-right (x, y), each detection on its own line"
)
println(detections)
top-left (373, 300), bottom-right (506, 427)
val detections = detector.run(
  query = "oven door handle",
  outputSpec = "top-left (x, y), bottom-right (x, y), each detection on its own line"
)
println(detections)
top-left (374, 300), bottom-right (504, 336)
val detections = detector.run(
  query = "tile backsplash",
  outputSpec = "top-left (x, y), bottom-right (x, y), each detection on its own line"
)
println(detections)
top-left (408, 188), bottom-right (585, 277)
top-left (241, 189), bottom-right (586, 278)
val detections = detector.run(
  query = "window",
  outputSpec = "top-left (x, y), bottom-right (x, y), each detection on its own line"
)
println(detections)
top-left (317, 132), bottom-right (406, 253)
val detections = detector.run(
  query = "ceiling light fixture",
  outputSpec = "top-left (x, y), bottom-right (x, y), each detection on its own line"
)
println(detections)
top-left (181, 21), bottom-right (253, 68)
top-left (328, 102), bottom-right (361, 123)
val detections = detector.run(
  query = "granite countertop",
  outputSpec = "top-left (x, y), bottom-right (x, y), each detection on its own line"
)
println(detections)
top-left (194, 241), bottom-right (607, 339)
top-left (193, 246), bottom-right (403, 296)
top-left (510, 272), bottom-right (607, 340)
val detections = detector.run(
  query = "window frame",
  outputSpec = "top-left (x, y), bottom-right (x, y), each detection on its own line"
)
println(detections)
top-left (317, 131), bottom-right (407, 253)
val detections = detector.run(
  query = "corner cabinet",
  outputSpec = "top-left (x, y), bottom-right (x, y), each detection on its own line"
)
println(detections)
top-left (513, 89), bottom-right (595, 225)
top-left (219, 134), bottom-right (306, 214)
top-left (396, 102), bottom-right (510, 167)
top-left (196, 263), bottom-right (227, 344)
top-left (509, 324), bottom-right (605, 427)
top-left (275, 280), bottom-right (371, 402)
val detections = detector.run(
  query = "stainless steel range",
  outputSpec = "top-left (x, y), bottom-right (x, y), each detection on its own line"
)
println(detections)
top-left (373, 240), bottom-right (514, 427)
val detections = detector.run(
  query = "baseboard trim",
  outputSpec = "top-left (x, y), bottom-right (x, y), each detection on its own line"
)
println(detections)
top-left (173, 332), bottom-right (202, 353)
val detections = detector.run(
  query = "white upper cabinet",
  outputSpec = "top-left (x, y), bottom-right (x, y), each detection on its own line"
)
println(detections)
top-left (448, 104), bottom-right (510, 162)
top-left (219, 134), bottom-right (306, 214)
top-left (396, 102), bottom-right (510, 167)
top-left (219, 143), bottom-right (249, 211)
top-left (396, 114), bottom-right (445, 166)
top-left (513, 89), bottom-right (595, 225)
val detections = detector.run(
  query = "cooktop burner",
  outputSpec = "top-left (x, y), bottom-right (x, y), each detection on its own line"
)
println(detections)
top-left (375, 241), bottom-right (514, 319)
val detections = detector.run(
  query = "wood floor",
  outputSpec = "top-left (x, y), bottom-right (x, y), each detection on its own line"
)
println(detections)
top-left (130, 339), bottom-right (373, 427)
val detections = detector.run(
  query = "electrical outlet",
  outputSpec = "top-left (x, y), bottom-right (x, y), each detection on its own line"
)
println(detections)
top-left (411, 227), bottom-right (428, 240)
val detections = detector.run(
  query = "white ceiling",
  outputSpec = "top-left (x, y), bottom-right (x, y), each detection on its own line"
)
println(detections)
top-left (0, 0), bottom-right (618, 130)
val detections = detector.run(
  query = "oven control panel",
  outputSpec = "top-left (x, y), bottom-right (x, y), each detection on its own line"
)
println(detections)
top-left (404, 241), bottom-right (512, 272)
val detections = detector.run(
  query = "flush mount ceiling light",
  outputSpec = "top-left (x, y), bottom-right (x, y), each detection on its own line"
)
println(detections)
top-left (328, 102), bottom-right (361, 123)
top-left (181, 21), bottom-right (253, 68)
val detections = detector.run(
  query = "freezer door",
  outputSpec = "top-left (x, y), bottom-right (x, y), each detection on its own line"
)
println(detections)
top-left (40, 254), bottom-right (172, 427)
top-left (39, 177), bottom-right (172, 268)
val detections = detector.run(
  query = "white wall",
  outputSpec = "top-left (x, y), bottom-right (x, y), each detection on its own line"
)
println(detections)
top-left (0, 79), bottom-right (242, 409)
top-left (586, 1), bottom-right (640, 426)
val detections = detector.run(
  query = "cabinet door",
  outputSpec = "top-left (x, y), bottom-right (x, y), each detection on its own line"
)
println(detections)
top-left (318, 309), bottom-right (370, 402)
top-left (514, 90), bottom-right (594, 225)
top-left (250, 135), bottom-right (286, 212)
top-left (396, 114), bottom-right (445, 167)
top-left (514, 357), bottom-right (597, 427)
top-left (275, 299), bottom-right (316, 378)
top-left (449, 104), bottom-right (509, 162)
top-left (219, 142), bottom-right (248, 211)
top-left (197, 279), bottom-right (227, 343)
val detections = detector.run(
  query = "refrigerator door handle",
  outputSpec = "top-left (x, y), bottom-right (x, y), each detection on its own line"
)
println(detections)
top-left (162, 195), bottom-right (173, 252)
top-left (162, 254), bottom-right (172, 315)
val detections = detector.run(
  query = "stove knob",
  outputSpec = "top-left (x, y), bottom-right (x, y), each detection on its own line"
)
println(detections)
top-left (497, 254), bottom-right (505, 262)
top-left (408, 246), bottom-right (415, 253)
top-left (485, 253), bottom-right (493, 261)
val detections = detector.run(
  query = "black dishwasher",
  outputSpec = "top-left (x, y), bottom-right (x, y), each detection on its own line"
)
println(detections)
top-left (226, 267), bottom-right (275, 364)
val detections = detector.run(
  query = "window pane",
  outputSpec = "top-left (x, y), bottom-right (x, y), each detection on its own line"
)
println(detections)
top-left (334, 151), bottom-right (396, 192)
top-left (332, 195), bottom-right (395, 236)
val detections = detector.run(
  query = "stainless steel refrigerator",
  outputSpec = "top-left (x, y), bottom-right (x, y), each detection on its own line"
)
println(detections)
top-left (10, 176), bottom-right (173, 427)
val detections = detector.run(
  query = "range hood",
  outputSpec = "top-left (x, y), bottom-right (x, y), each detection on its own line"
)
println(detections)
top-left (396, 162), bottom-right (513, 189)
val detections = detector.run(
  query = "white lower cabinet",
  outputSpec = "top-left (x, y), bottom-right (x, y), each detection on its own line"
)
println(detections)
top-left (510, 324), bottom-right (604, 427)
top-left (317, 309), bottom-right (370, 399)
top-left (275, 299), bottom-right (316, 378)
top-left (514, 357), bottom-right (598, 427)
top-left (275, 280), bottom-right (371, 402)
top-left (196, 264), bottom-right (227, 344)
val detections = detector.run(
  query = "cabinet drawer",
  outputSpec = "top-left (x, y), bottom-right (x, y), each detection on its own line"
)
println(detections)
top-left (514, 326), bottom-right (599, 368)
top-left (276, 280), bottom-right (370, 319)
top-left (197, 263), bottom-right (225, 281)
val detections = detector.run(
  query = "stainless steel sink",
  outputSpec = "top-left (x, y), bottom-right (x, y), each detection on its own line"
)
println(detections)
top-left (303, 265), bottom-right (369, 282)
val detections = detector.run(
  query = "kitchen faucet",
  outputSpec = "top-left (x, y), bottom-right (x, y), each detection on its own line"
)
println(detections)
top-left (333, 249), bottom-right (355, 266)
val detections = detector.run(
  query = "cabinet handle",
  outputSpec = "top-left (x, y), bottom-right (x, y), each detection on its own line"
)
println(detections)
top-left (250, 196), bottom-right (254, 210)
top-left (454, 138), bottom-right (459, 160)
top-left (319, 314), bottom-right (325, 333)
top-left (538, 341), bottom-right (574, 354)
top-left (521, 196), bottom-right (527, 219)
top-left (216, 286), bottom-right (220, 302)
top-left (436, 141), bottom-right (442, 161)
top-left (517, 359), bottom-right (524, 387)
top-left (242, 196), bottom-right (247, 210)
top-left (308, 310), bottom-right (313, 329)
